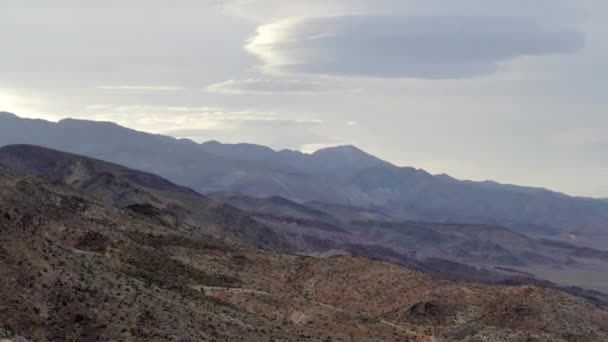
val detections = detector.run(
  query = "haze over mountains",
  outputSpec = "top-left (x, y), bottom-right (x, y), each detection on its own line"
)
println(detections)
top-left (2, 112), bottom-right (608, 248)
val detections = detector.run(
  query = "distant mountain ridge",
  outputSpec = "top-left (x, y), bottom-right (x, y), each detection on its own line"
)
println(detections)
top-left (1, 112), bottom-right (608, 243)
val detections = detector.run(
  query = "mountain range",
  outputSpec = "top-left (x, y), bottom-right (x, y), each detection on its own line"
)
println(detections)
top-left (2, 143), bottom-right (608, 306)
top-left (2, 112), bottom-right (608, 249)
top-left (2, 148), bottom-right (608, 341)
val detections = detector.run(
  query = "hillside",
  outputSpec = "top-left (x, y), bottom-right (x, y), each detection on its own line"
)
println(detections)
top-left (3, 144), bottom-right (608, 302)
top-left (0, 144), bottom-right (287, 251)
top-left (1, 166), bottom-right (608, 341)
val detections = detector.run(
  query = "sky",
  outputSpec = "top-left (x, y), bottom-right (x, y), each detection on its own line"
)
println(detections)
top-left (0, 0), bottom-right (607, 197)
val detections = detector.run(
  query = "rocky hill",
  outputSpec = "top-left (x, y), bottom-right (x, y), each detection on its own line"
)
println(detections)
top-left (0, 144), bottom-right (287, 251)
top-left (1, 165), bottom-right (608, 341)
top-left (2, 145), bottom-right (608, 304)
top-left (211, 191), bottom-right (608, 300)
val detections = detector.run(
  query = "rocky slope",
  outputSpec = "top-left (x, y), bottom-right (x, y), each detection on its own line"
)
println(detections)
top-left (211, 192), bottom-right (608, 300)
top-left (0, 144), bottom-right (287, 251)
top-left (3, 145), bottom-right (608, 304)
top-left (1, 166), bottom-right (608, 341)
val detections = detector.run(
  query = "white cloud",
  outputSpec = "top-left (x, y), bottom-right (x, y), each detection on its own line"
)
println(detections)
top-left (81, 103), bottom-right (335, 150)
top-left (205, 79), bottom-right (359, 95)
top-left (85, 104), bottom-right (323, 135)
top-left (96, 85), bottom-right (184, 91)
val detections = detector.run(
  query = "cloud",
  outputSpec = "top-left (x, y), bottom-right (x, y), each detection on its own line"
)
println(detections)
top-left (82, 103), bottom-right (333, 149)
top-left (0, 2), bottom-right (255, 90)
top-left (2, 0), bottom-right (607, 196)
top-left (96, 85), bottom-right (184, 91)
top-left (246, 14), bottom-right (584, 79)
top-left (205, 79), bottom-right (358, 95)
top-left (225, 0), bottom-right (581, 23)
top-left (85, 104), bottom-right (323, 135)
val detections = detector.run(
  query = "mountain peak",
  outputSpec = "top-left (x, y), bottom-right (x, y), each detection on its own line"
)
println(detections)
top-left (0, 111), bottom-right (18, 118)
top-left (312, 144), bottom-right (364, 155)
top-left (311, 144), bottom-right (389, 167)
top-left (58, 117), bottom-right (120, 127)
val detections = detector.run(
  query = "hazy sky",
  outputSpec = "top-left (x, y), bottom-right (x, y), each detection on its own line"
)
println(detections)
top-left (1, 0), bottom-right (607, 197)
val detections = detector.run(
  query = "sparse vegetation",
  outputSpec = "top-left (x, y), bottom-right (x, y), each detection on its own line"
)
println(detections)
top-left (0, 149), bottom-right (607, 341)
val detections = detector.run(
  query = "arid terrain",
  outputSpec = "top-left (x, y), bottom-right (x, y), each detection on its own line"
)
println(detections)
top-left (1, 153), bottom-right (608, 341)
top-left (3, 144), bottom-right (608, 306)
top-left (3, 1), bottom-right (608, 341)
